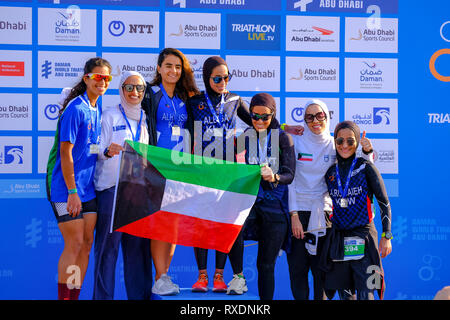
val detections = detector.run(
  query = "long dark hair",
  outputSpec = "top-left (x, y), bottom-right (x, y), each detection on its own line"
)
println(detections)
top-left (60, 57), bottom-right (112, 115)
top-left (149, 48), bottom-right (199, 101)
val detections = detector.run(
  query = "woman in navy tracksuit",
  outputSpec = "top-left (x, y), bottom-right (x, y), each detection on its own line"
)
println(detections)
top-left (241, 93), bottom-right (296, 300)
top-left (320, 121), bottom-right (392, 300)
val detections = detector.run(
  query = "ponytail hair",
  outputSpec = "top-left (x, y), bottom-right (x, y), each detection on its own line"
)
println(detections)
top-left (60, 57), bottom-right (112, 115)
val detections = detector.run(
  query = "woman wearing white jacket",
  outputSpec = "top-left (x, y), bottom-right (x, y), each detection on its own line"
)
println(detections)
top-left (92, 71), bottom-right (153, 300)
top-left (287, 99), bottom-right (374, 300)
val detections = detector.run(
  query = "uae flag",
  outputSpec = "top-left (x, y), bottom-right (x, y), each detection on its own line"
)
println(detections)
top-left (111, 140), bottom-right (261, 253)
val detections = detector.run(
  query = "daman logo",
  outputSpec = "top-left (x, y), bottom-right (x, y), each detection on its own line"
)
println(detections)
top-left (360, 61), bottom-right (383, 85)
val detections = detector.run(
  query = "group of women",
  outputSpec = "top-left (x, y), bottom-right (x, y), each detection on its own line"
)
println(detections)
top-left (46, 47), bottom-right (392, 301)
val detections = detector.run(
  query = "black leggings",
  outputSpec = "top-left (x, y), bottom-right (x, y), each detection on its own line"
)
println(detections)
top-left (193, 229), bottom-right (244, 274)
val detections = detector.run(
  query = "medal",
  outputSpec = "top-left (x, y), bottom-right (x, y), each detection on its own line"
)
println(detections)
top-left (89, 144), bottom-right (100, 154)
top-left (340, 198), bottom-right (348, 208)
top-left (172, 125), bottom-right (181, 136)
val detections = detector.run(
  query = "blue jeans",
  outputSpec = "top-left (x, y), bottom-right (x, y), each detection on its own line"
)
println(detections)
top-left (92, 187), bottom-right (153, 300)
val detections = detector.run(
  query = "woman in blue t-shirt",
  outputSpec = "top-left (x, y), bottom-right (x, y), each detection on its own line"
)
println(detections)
top-left (141, 48), bottom-right (200, 296)
top-left (46, 57), bottom-right (112, 300)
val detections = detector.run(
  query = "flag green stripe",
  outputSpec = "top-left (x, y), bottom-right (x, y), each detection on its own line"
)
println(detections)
top-left (127, 140), bottom-right (261, 196)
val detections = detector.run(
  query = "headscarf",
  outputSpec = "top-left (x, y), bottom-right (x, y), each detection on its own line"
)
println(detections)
top-left (302, 99), bottom-right (332, 145)
top-left (202, 56), bottom-right (228, 97)
top-left (118, 71), bottom-right (149, 144)
top-left (249, 92), bottom-right (280, 129)
top-left (334, 120), bottom-right (361, 149)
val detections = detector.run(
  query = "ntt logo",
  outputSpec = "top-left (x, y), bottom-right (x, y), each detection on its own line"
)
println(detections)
top-left (109, 21), bottom-right (125, 37)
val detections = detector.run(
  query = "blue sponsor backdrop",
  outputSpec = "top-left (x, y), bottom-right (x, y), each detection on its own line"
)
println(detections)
top-left (0, 0), bottom-right (449, 300)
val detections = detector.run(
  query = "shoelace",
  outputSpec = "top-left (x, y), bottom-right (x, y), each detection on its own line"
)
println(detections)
top-left (197, 273), bottom-right (208, 283)
top-left (214, 273), bottom-right (224, 282)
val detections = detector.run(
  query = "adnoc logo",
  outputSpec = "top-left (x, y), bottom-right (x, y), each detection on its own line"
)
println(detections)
top-left (373, 107), bottom-right (390, 125)
top-left (3, 146), bottom-right (23, 165)
top-left (227, 15), bottom-right (280, 50)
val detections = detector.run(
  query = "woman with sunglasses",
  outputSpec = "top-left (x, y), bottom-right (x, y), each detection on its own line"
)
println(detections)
top-left (46, 57), bottom-right (112, 300)
top-left (240, 93), bottom-right (295, 300)
top-left (320, 121), bottom-right (392, 300)
top-left (92, 71), bottom-right (153, 300)
top-left (185, 56), bottom-right (255, 294)
top-left (286, 100), bottom-right (374, 300)
top-left (186, 57), bottom-right (302, 294)
top-left (141, 48), bottom-right (200, 296)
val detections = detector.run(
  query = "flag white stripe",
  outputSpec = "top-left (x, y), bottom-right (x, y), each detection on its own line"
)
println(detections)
top-left (160, 179), bottom-right (256, 226)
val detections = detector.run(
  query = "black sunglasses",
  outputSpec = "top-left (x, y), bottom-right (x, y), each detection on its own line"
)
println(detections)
top-left (251, 112), bottom-right (273, 122)
top-left (304, 111), bottom-right (326, 123)
top-left (211, 74), bottom-right (232, 84)
top-left (122, 84), bottom-right (145, 92)
top-left (335, 137), bottom-right (356, 146)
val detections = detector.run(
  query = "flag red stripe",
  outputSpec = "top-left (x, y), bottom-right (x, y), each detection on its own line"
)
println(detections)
top-left (116, 210), bottom-right (242, 253)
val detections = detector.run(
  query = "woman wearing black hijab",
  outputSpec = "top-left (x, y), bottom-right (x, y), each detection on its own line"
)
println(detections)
top-left (240, 92), bottom-right (296, 300)
top-left (186, 56), bottom-right (253, 294)
top-left (320, 121), bottom-right (392, 300)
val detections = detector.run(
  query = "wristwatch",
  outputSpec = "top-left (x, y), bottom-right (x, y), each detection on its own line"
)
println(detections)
top-left (382, 231), bottom-right (393, 240)
top-left (104, 147), bottom-right (112, 159)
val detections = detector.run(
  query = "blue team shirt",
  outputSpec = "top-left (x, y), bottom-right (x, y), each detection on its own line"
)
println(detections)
top-left (50, 92), bottom-right (101, 202)
top-left (155, 85), bottom-right (187, 151)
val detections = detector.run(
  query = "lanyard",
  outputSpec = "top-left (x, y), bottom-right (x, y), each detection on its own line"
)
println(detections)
top-left (160, 85), bottom-right (182, 127)
top-left (204, 91), bottom-right (226, 126)
top-left (335, 158), bottom-right (357, 200)
top-left (257, 131), bottom-right (271, 165)
top-left (79, 92), bottom-right (100, 145)
top-left (119, 104), bottom-right (143, 142)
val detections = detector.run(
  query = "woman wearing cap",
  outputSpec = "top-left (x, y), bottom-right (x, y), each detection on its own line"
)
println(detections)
top-left (141, 48), bottom-right (200, 296)
top-left (240, 92), bottom-right (296, 300)
top-left (320, 120), bottom-right (392, 300)
top-left (92, 71), bottom-right (153, 300)
top-left (46, 57), bottom-right (112, 300)
top-left (286, 100), bottom-right (375, 300)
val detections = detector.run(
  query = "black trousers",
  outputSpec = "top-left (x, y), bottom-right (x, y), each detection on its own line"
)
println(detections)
top-left (286, 211), bottom-right (328, 300)
top-left (193, 229), bottom-right (244, 274)
top-left (246, 205), bottom-right (288, 300)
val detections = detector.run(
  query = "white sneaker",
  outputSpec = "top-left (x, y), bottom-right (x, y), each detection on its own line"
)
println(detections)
top-left (226, 274), bottom-right (248, 295)
top-left (152, 273), bottom-right (180, 296)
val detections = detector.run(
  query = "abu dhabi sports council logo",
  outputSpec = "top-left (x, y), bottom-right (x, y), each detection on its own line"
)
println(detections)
top-left (0, 146), bottom-right (24, 165)
top-left (373, 107), bottom-right (390, 125)
top-left (108, 20), bottom-right (125, 36)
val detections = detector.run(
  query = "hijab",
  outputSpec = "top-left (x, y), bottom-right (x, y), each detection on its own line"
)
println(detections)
top-left (302, 99), bottom-right (332, 145)
top-left (249, 92), bottom-right (280, 130)
top-left (118, 71), bottom-right (149, 144)
top-left (202, 56), bottom-right (228, 98)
